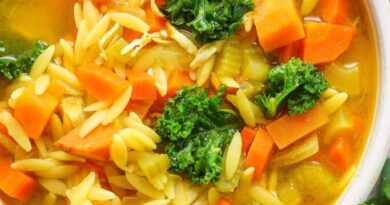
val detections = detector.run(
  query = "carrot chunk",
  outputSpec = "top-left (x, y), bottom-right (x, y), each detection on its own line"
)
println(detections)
top-left (145, 6), bottom-right (166, 33)
top-left (125, 100), bottom-right (154, 119)
top-left (13, 83), bottom-right (63, 139)
top-left (126, 70), bottom-right (158, 101)
top-left (241, 126), bottom-right (257, 154)
top-left (276, 40), bottom-right (302, 63)
top-left (0, 161), bottom-right (38, 202)
top-left (320, 0), bottom-right (349, 25)
top-left (302, 21), bottom-right (354, 64)
top-left (77, 62), bottom-right (129, 100)
top-left (266, 104), bottom-right (329, 149)
top-left (123, 29), bottom-right (143, 43)
top-left (253, 0), bottom-right (305, 51)
top-left (244, 128), bottom-right (274, 181)
top-left (329, 137), bottom-right (352, 171)
top-left (55, 125), bottom-right (118, 161)
top-left (218, 197), bottom-right (232, 205)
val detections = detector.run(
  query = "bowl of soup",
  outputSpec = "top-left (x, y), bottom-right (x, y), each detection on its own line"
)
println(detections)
top-left (0, 0), bottom-right (389, 204)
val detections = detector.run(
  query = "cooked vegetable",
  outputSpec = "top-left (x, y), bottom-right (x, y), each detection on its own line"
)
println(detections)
top-left (266, 104), bottom-right (329, 149)
top-left (145, 6), bottom-right (166, 33)
top-left (329, 137), bottom-right (352, 171)
top-left (276, 40), bottom-right (301, 63)
top-left (156, 86), bottom-right (242, 184)
top-left (0, 161), bottom-right (38, 201)
top-left (244, 128), bottom-right (274, 180)
top-left (255, 58), bottom-right (328, 118)
top-left (300, 0), bottom-right (319, 16)
top-left (76, 62), bottom-right (129, 100)
top-left (361, 159), bottom-right (390, 205)
top-left (242, 44), bottom-right (270, 82)
top-left (214, 36), bottom-right (242, 78)
top-left (161, 0), bottom-right (254, 43)
top-left (270, 134), bottom-right (319, 168)
top-left (55, 125), bottom-right (118, 161)
top-left (0, 41), bottom-right (47, 80)
top-left (253, 0), bottom-right (305, 51)
top-left (322, 107), bottom-right (359, 144)
top-left (126, 70), bottom-right (158, 101)
top-left (320, 0), bottom-right (349, 25)
top-left (302, 21), bottom-right (354, 64)
top-left (218, 197), bottom-right (232, 205)
top-left (240, 126), bottom-right (256, 153)
top-left (125, 100), bottom-right (154, 119)
top-left (123, 29), bottom-right (143, 43)
top-left (14, 82), bottom-right (63, 139)
top-left (324, 63), bottom-right (360, 97)
top-left (277, 181), bottom-right (302, 205)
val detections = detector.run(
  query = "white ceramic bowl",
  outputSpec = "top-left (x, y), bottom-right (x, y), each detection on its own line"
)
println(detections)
top-left (337, 0), bottom-right (390, 204)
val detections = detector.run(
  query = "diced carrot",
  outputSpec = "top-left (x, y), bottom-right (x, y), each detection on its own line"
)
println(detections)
top-left (13, 83), bottom-right (63, 139)
top-left (77, 62), bottom-right (129, 100)
top-left (253, 0), bottom-right (305, 51)
top-left (302, 21), bottom-right (354, 64)
top-left (244, 128), bottom-right (274, 181)
top-left (241, 127), bottom-right (257, 153)
top-left (320, 0), bottom-right (349, 25)
top-left (0, 123), bottom-right (8, 135)
top-left (144, 6), bottom-right (166, 33)
top-left (276, 40), bottom-right (302, 63)
top-left (151, 70), bottom-right (194, 112)
top-left (155, 0), bottom-right (165, 6)
top-left (55, 125), bottom-right (118, 161)
top-left (126, 70), bottom-right (158, 101)
top-left (0, 161), bottom-right (38, 202)
top-left (266, 104), bottom-right (329, 149)
top-left (218, 197), bottom-right (232, 205)
top-left (123, 29), bottom-right (143, 43)
top-left (329, 137), bottom-right (352, 171)
top-left (125, 100), bottom-right (154, 119)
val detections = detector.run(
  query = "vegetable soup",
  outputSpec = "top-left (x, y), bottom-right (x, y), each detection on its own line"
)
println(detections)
top-left (0, 0), bottom-right (377, 204)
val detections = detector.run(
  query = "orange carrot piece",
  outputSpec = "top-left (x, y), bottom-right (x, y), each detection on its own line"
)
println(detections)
top-left (244, 128), bottom-right (274, 181)
top-left (13, 83), bottom-right (63, 139)
top-left (123, 29), bottom-right (143, 43)
top-left (155, 0), bottom-right (165, 6)
top-left (151, 70), bottom-right (194, 112)
top-left (145, 6), bottom-right (166, 33)
top-left (0, 161), bottom-right (38, 202)
top-left (302, 21), bottom-right (354, 64)
top-left (241, 127), bottom-right (257, 153)
top-left (126, 70), bottom-right (158, 101)
top-left (320, 0), bottom-right (349, 25)
top-left (253, 0), bottom-right (305, 51)
top-left (266, 104), bottom-right (329, 149)
top-left (55, 125), bottom-right (118, 161)
top-left (329, 137), bottom-right (352, 171)
top-left (125, 100), bottom-right (154, 119)
top-left (218, 197), bottom-right (232, 205)
top-left (276, 40), bottom-right (302, 63)
top-left (0, 123), bottom-right (8, 135)
top-left (77, 62), bottom-right (129, 100)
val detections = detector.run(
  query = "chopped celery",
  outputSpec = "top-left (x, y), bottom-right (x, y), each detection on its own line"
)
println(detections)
top-left (324, 63), bottom-right (361, 97)
top-left (270, 134), bottom-right (319, 168)
top-left (214, 36), bottom-right (242, 77)
top-left (240, 81), bottom-right (264, 99)
top-left (242, 45), bottom-right (270, 82)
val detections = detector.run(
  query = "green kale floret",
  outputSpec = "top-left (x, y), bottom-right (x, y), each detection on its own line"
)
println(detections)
top-left (161, 0), bottom-right (254, 44)
top-left (156, 86), bottom-right (242, 184)
top-left (255, 58), bottom-right (328, 118)
top-left (0, 41), bottom-right (47, 80)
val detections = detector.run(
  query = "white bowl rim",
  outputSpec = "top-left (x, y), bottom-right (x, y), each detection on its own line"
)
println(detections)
top-left (337, 0), bottom-right (390, 204)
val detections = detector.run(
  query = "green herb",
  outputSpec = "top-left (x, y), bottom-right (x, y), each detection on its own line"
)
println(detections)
top-left (0, 41), bottom-right (48, 80)
top-left (360, 159), bottom-right (390, 205)
top-left (161, 0), bottom-right (254, 44)
top-left (156, 86), bottom-right (242, 184)
top-left (255, 58), bottom-right (328, 118)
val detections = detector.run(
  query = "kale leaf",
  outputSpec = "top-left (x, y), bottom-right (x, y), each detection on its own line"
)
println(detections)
top-left (156, 86), bottom-right (242, 184)
top-left (161, 0), bottom-right (254, 44)
top-left (255, 58), bottom-right (328, 118)
top-left (0, 41), bottom-right (48, 80)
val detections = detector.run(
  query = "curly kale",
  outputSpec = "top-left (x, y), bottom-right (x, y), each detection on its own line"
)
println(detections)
top-left (156, 86), bottom-right (242, 184)
top-left (255, 58), bottom-right (328, 118)
top-left (0, 41), bottom-right (48, 80)
top-left (161, 0), bottom-right (254, 44)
